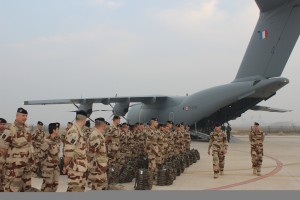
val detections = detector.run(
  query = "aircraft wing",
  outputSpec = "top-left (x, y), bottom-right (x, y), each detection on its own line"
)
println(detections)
top-left (250, 105), bottom-right (292, 113)
top-left (24, 95), bottom-right (168, 106)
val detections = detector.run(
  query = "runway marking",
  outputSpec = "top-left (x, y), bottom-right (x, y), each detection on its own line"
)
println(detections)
top-left (206, 154), bottom-right (283, 190)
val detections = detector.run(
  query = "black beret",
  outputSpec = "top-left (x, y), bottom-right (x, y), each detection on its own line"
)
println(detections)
top-left (254, 122), bottom-right (260, 126)
top-left (95, 118), bottom-right (105, 122)
top-left (37, 121), bottom-right (43, 126)
top-left (17, 107), bottom-right (28, 114)
top-left (76, 110), bottom-right (88, 117)
top-left (67, 122), bottom-right (73, 125)
top-left (175, 124), bottom-right (181, 127)
top-left (105, 121), bottom-right (110, 125)
top-left (151, 118), bottom-right (158, 122)
top-left (166, 121), bottom-right (174, 125)
top-left (215, 122), bottom-right (221, 127)
top-left (0, 118), bottom-right (7, 123)
top-left (113, 116), bottom-right (121, 120)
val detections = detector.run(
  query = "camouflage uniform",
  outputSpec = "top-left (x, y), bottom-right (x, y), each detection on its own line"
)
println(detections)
top-left (249, 130), bottom-right (265, 174)
top-left (145, 127), bottom-right (159, 182)
top-left (38, 135), bottom-right (60, 192)
top-left (208, 130), bottom-right (228, 176)
top-left (83, 126), bottom-right (92, 142)
top-left (87, 128), bottom-right (108, 190)
top-left (0, 129), bottom-right (5, 192)
top-left (106, 124), bottom-right (120, 170)
top-left (119, 129), bottom-right (128, 167)
top-left (183, 129), bottom-right (191, 152)
top-left (0, 121), bottom-right (33, 192)
top-left (32, 128), bottom-right (45, 175)
top-left (156, 130), bottom-right (164, 169)
top-left (64, 123), bottom-right (88, 192)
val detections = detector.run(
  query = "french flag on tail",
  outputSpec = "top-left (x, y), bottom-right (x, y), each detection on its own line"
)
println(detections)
top-left (259, 30), bottom-right (268, 39)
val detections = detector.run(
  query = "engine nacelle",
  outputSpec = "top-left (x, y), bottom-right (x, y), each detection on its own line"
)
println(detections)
top-left (113, 102), bottom-right (129, 116)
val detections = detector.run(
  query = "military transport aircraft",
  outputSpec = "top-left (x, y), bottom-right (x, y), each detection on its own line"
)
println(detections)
top-left (25, 0), bottom-right (300, 134)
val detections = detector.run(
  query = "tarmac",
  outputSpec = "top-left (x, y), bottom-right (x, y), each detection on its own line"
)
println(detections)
top-left (31, 135), bottom-right (300, 191)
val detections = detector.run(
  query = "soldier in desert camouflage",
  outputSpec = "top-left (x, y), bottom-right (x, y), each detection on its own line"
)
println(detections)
top-left (145, 118), bottom-right (159, 184)
top-left (208, 123), bottom-right (228, 179)
top-left (249, 122), bottom-right (265, 176)
top-left (62, 110), bottom-right (88, 192)
top-left (0, 108), bottom-right (33, 192)
top-left (87, 117), bottom-right (108, 190)
top-left (38, 122), bottom-right (61, 192)
top-left (32, 121), bottom-right (45, 177)
top-left (106, 116), bottom-right (121, 171)
top-left (0, 118), bottom-right (7, 192)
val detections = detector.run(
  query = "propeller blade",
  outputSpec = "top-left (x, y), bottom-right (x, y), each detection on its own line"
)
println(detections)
top-left (88, 117), bottom-right (95, 123)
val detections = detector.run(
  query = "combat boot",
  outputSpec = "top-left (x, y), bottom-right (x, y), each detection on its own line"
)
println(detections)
top-left (257, 171), bottom-right (261, 176)
top-left (213, 173), bottom-right (219, 179)
top-left (220, 171), bottom-right (224, 176)
top-left (253, 168), bottom-right (257, 175)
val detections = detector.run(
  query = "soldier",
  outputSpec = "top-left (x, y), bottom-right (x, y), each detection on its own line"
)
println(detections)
top-left (32, 121), bottom-right (45, 178)
top-left (87, 118), bottom-right (108, 190)
top-left (106, 116), bottom-right (121, 171)
top-left (0, 118), bottom-right (7, 192)
top-left (226, 124), bottom-right (232, 143)
top-left (183, 125), bottom-right (191, 152)
top-left (208, 123), bottom-right (228, 179)
top-left (249, 122), bottom-right (265, 176)
top-left (0, 108), bottom-right (33, 192)
top-left (145, 118), bottom-right (159, 184)
top-left (62, 110), bottom-right (88, 192)
top-left (59, 122), bottom-right (73, 176)
top-left (38, 123), bottom-right (61, 192)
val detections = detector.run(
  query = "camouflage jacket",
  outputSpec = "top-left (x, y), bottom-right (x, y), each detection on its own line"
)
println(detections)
top-left (106, 124), bottom-right (120, 151)
top-left (39, 135), bottom-right (60, 167)
top-left (209, 130), bottom-right (228, 152)
top-left (87, 128), bottom-right (108, 172)
top-left (145, 127), bottom-right (159, 156)
top-left (0, 130), bottom-right (5, 163)
top-left (32, 129), bottom-right (45, 149)
top-left (249, 130), bottom-right (265, 146)
top-left (0, 121), bottom-right (33, 166)
top-left (64, 123), bottom-right (87, 172)
top-left (83, 126), bottom-right (92, 142)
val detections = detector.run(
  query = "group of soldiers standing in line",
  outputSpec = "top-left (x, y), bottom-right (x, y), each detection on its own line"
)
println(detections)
top-left (207, 122), bottom-right (265, 179)
top-left (0, 107), bottom-right (192, 192)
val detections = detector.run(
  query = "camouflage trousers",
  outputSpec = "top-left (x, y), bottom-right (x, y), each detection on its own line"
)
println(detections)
top-left (66, 169), bottom-right (87, 192)
top-left (119, 152), bottom-right (127, 167)
top-left (148, 154), bottom-right (157, 181)
top-left (156, 154), bottom-right (163, 169)
top-left (32, 149), bottom-right (41, 174)
top-left (41, 165), bottom-right (59, 192)
top-left (4, 163), bottom-right (32, 192)
top-left (251, 145), bottom-right (263, 171)
top-left (212, 150), bottom-right (225, 174)
top-left (88, 170), bottom-right (108, 190)
top-left (0, 162), bottom-right (4, 192)
top-left (108, 150), bottom-right (120, 170)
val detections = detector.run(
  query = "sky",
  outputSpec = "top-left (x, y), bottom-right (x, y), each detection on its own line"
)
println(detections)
top-left (0, 0), bottom-right (300, 127)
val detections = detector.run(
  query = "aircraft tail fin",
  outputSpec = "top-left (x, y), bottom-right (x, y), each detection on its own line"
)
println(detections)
top-left (234, 0), bottom-right (300, 82)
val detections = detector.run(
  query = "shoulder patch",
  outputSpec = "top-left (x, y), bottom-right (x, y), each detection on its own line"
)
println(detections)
top-left (1, 130), bottom-right (11, 141)
top-left (66, 131), bottom-right (79, 145)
